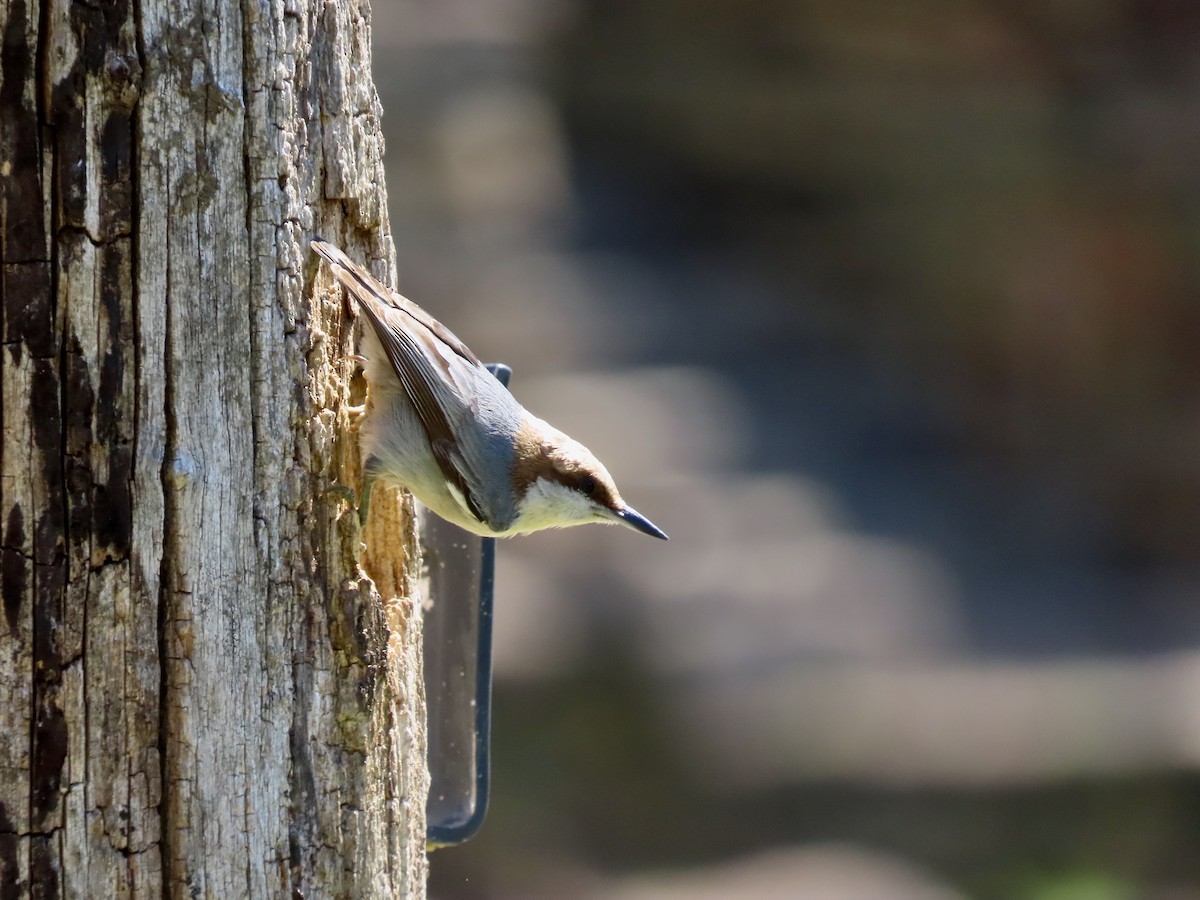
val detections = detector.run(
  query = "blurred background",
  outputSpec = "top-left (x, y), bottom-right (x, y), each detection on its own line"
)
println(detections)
top-left (369, 2), bottom-right (1200, 897)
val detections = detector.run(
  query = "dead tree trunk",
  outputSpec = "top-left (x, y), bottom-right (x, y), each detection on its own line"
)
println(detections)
top-left (0, 0), bottom-right (427, 896)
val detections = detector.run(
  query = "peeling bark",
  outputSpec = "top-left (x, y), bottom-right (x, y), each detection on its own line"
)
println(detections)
top-left (0, 0), bottom-right (427, 896)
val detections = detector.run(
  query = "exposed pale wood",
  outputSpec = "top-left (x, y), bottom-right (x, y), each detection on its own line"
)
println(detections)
top-left (0, 0), bottom-right (427, 896)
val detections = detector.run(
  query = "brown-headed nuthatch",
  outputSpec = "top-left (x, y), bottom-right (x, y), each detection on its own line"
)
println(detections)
top-left (313, 240), bottom-right (668, 541)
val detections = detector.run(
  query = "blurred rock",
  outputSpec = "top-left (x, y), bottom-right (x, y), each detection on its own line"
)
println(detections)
top-left (672, 651), bottom-right (1200, 787)
top-left (630, 529), bottom-right (964, 672)
top-left (590, 844), bottom-right (966, 900)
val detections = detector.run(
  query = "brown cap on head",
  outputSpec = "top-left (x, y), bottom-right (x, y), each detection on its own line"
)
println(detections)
top-left (511, 418), bottom-right (620, 511)
top-left (510, 416), bottom-right (668, 539)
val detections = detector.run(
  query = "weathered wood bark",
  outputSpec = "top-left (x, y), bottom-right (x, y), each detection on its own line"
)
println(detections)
top-left (0, 0), bottom-right (428, 896)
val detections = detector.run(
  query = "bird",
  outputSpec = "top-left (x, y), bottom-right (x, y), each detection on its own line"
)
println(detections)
top-left (311, 239), bottom-right (668, 541)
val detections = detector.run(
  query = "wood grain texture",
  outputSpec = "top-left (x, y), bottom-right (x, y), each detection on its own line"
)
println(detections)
top-left (0, 0), bottom-right (427, 896)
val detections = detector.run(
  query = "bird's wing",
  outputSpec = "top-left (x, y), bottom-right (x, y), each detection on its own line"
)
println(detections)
top-left (312, 239), bottom-right (493, 526)
top-left (311, 240), bottom-right (482, 367)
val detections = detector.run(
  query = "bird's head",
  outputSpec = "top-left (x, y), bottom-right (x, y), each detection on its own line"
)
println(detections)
top-left (509, 416), bottom-right (668, 539)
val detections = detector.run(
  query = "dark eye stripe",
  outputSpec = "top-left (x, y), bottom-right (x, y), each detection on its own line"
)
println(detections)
top-left (579, 475), bottom-right (597, 496)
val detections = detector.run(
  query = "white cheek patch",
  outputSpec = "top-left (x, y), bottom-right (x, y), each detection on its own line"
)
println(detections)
top-left (516, 477), bottom-right (602, 532)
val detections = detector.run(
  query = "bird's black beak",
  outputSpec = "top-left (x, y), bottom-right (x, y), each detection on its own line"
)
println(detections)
top-left (612, 505), bottom-right (669, 540)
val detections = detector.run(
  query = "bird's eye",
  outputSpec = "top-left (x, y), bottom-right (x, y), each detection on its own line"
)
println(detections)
top-left (578, 475), bottom-right (597, 496)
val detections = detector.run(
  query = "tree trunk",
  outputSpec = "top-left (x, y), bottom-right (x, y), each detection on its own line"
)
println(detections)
top-left (0, 0), bottom-right (428, 896)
